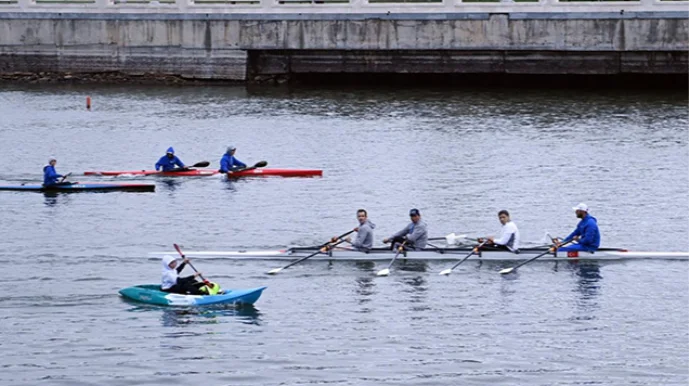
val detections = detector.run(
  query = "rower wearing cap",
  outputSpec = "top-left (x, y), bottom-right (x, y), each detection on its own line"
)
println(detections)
top-left (43, 157), bottom-right (65, 186)
top-left (479, 210), bottom-right (520, 253)
top-left (155, 147), bottom-right (185, 172)
top-left (219, 145), bottom-right (247, 173)
top-left (558, 203), bottom-right (600, 252)
top-left (383, 209), bottom-right (428, 250)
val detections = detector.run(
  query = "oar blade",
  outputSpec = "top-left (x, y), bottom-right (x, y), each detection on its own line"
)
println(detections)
top-left (439, 268), bottom-right (453, 276)
top-left (266, 267), bottom-right (283, 275)
top-left (376, 268), bottom-right (390, 277)
top-left (254, 160), bottom-right (268, 168)
top-left (193, 161), bottom-right (210, 168)
top-left (499, 267), bottom-right (514, 275)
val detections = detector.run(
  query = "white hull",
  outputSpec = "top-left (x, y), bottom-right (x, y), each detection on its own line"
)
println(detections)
top-left (150, 247), bottom-right (689, 261)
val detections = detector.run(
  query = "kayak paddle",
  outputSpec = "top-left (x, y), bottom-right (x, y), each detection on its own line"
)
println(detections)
top-left (267, 229), bottom-right (356, 275)
top-left (227, 161), bottom-right (268, 176)
top-left (376, 241), bottom-right (407, 277)
top-left (171, 161), bottom-right (210, 172)
top-left (173, 243), bottom-right (210, 284)
top-left (59, 172), bottom-right (73, 183)
top-left (438, 240), bottom-right (489, 276)
top-left (498, 240), bottom-right (573, 275)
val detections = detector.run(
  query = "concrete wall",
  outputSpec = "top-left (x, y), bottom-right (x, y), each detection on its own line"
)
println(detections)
top-left (0, 13), bottom-right (687, 80)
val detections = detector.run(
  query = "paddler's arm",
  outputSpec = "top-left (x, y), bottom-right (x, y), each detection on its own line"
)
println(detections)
top-left (176, 259), bottom-right (188, 273)
top-left (175, 157), bottom-right (185, 168)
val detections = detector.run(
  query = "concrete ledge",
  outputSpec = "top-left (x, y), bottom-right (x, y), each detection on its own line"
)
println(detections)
top-left (0, 11), bottom-right (687, 21)
top-left (249, 49), bottom-right (689, 75)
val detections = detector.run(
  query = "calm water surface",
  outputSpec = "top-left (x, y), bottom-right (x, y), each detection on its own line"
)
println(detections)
top-left (0, 84), bottom-right (687, 386)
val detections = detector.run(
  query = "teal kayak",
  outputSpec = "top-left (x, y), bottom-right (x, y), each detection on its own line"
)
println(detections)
top-left (119, 284), bottom-right (266, 306)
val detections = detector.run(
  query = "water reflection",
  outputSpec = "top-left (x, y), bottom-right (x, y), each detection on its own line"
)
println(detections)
top-left (569, 261), bottom-right (602, 310)
top-left (223, 179), bottom-right (237, 192)
top-left (43, 193), bottom-right (60, 206)
top-left (160, 305), bottom-right (262, 327)
top-left (159, 179), bottom-right (182, 192)
top-left (123, 301), bottom-right (262, 327)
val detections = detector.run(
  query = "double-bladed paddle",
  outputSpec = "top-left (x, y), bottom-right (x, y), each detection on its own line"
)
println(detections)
top-left (376, 241), bottom-right (408, 277)
top-left (170, 161), bottom-right (210, 172)
top-left (438, 240), bottom-right (489, 276)
top-left (59, 172), bottom-right (73, 183)
top-left (498, 240), bottom-right (573, 275)
top-left (227, 161), bottom-right (268, 176)
top-left (267, 229), bottom-right (356, 275)
top-left (173, 243), bottom-right (210, 284)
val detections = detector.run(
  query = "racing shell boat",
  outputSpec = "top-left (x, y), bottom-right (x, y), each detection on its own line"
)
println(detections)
top-left (0, 182), bottom-right (155, 192)
top-left (119, 285), bottom-right (266, 306)
top-left (83, 168), bottom-right (322, 178)
top-left (149, 247), bottom-right (689, 261)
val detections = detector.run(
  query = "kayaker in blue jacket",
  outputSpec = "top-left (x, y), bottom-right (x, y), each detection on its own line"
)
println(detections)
top-left (43, 158), bottom-right (66, 186)
top-left (219, 145), bottom-right (247, 173)
top-left (155, 147), bottom-right (185, 172)
top-left (558, 203), bottom-right (601, 252)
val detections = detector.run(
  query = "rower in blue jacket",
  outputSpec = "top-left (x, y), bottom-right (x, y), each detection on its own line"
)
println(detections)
top-left (219, 145), bottom-right (246, 173)
top-left (43, 157), bottom-right (65, 186)
top-left (558, 203), bottom-right (600, 252)
top-left (155, 147), bottom-right (185, 171)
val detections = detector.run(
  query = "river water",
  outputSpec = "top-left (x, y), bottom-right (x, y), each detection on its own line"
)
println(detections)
top-left (0, 84), bottom-right (687, 386)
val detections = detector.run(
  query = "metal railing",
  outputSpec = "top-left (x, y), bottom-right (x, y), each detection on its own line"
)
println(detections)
top-left (0, 0), bottom-right (687, 13)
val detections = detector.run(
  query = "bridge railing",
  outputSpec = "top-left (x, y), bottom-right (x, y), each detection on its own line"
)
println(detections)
top-left (0, 0), bottom-right (687, 13)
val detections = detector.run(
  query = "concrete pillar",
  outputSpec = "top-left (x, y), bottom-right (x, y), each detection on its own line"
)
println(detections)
top-left (175, 0), bottom-right (189, 11)
top-left (17, 0), bottom-right (31, 11)
top-left (95, 0), bottom-right (109, 10)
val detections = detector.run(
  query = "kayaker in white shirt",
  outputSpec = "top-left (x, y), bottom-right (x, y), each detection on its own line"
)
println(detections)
top-left (161, 255), bottom-right (205, 294)
top-left (479, 210), bottom-right (520, 253)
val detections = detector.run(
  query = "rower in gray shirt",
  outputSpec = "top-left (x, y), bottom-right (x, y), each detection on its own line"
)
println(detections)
top-left (383, 208), bottom-right (428, 250)
top-left (345, 209), bottom-right (376, 251)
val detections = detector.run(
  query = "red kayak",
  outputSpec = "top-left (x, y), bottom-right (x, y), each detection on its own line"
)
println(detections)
top-left (83, 168), bottom-right (322, 178)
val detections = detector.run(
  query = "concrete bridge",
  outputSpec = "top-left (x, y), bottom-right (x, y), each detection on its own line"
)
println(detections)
top-left (0, 0), bottom-right (687, 81)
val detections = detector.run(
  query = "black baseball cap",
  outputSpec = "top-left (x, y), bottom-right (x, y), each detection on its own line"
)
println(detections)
top-left (409, 209), bottom-right (420, 216)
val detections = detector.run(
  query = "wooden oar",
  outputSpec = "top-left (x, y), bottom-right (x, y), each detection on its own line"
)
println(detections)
top-left (173, 243), bottom-right (210, 284)
top-left (438, 240), bottom-right (489, 276)
top-left (267, 229), bottom-right (356, 275)
top-left (376, 241), bottom-right (408, 277)
top-left (498, 240), bottom-right (573, 275)
top-left (227, 161), bottom-right (268, 176)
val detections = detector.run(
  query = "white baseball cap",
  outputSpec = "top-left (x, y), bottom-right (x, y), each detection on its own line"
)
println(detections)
top-left (572, 203), bottom-right (588, 212)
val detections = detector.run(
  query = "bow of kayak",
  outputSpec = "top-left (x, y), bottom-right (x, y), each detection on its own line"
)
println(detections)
top-left (119, 284), bottom-right (267, 306)
top-left (0, 182), bottom-right (155, 192)
top-left (83, 168), bottom-right (323, 178)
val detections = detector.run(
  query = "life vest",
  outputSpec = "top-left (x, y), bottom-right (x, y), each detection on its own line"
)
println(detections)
top-left (199, 282), bottom-right (221, 295)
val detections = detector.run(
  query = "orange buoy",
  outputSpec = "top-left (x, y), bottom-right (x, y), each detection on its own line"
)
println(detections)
top-left (86, 96), bottom-right (91, 110)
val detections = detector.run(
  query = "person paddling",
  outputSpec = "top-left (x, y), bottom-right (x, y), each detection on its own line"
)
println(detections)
top-left (557, 203), bottom-right (601, 252)
top-left (160, 255), bottom-right (206, 295)
top-left (155, 147), bottom-right (185, 172)
top-left (219, 145), bottom-right (247, 173)
top-left (383, 208), bottom-right (428, 251)
top-left (43, 157), bottom-right (68, 187)
top-left (333, 209), bottom-right (376, 251)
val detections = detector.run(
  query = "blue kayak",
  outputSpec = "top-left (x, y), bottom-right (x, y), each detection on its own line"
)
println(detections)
top-left (0, 182), bottom-right (155, 192)
top-left (119, 284), bottom-right (267, 306)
